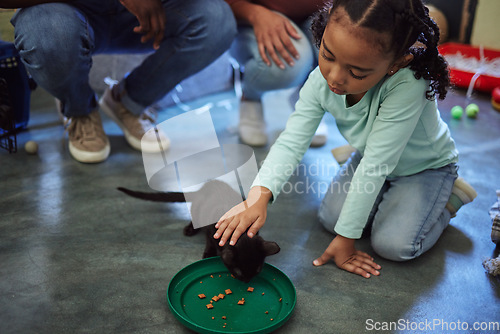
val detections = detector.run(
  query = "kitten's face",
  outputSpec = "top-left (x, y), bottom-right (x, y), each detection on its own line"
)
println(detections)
top-left (227, 252), bottom-right (264, 283)
top-left (221, 235), bottom-right (280, 282)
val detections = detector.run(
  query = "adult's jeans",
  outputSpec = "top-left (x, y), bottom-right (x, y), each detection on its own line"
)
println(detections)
top-left (229, 14), bottom-right (316, 101)
top-left (11, 0), bottom-right (236, 117)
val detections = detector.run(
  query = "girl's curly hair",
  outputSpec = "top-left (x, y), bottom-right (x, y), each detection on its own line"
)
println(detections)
top-left (311, 0), bottom-right (449, 100)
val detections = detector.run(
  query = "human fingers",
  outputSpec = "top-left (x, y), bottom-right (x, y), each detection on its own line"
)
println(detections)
top-left (215, 201), bottom-right (248, 230)
top-left (264, 34), bottom-right (287, 69)
top-left (341, 255), bottom-right (381, 278)
top-left (272, 32), bottom-right (296, 67)
top-left (354, 250), bottom-right (382, 270)
top-left (137, 17), bottom-right (156, 44)
top-left (256, 37), bottom-right (273, 67)
top-left (255, 28), bottom-right (287, 69)
top-left (246, 215), bottom-right (265, 239)
top-left (219, 217), bottom-right (249, 246)
top-left (284, 20), bottom-right (301, 41)
top-left (341, 260), bottom-right (372, 278)
top-left (312, 250), bottom-right (334, 267)
top-left (150, 12), bottom-right (166, 49)
top-left (228, 218), bottom-right (254, 246)
top-left (281, 21), bottom-right (300, 60)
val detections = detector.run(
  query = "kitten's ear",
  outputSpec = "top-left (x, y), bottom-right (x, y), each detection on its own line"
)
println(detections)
top-left (221, 248), bottom-right (235, 264)
top-left (262, 241), bottom-right (280, 256)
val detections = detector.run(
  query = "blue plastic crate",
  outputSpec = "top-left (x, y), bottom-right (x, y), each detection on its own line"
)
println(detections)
top-left (0, 40), bottom-right (30, 131)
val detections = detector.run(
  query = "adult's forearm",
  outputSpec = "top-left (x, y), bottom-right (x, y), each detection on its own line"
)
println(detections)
top-left (0, 0), bottom-right (70, 9)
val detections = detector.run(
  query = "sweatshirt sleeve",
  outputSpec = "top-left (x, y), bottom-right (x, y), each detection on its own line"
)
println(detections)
top-left (252, 70), bottom-right (326, 200)
top-left (333, 73), bottom-right (429, 239)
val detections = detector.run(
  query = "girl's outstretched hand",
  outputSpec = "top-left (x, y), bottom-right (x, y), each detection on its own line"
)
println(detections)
top-left (214, 186), bottom-right (272, 247)
top-left (313, 235), bottom-right (381, 278)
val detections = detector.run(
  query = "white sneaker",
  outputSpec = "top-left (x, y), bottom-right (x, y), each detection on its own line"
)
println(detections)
top-left (99, 86), bottom-right (170, 153)
top-left (238, 100), bottom-right (267, 147)
top-left (310, 119), bottom-right (328, 147)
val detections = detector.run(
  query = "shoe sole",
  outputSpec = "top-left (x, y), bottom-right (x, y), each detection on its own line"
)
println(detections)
top-left (69, 141), bottom-right (110, 163)
top-left (454, 177), bottom-right (478, 203)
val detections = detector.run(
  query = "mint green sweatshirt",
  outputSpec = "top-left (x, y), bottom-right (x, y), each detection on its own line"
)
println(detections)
top-left (253, 67), bottom-right (458, 239)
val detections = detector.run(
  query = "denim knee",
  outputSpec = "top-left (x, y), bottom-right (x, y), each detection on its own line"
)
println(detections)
top-left (371, 232), bottom-right (418, 262)
top-left (187, 0), bottom-right (237, 53)
top-left (13, 5), bottom-right (92, 68)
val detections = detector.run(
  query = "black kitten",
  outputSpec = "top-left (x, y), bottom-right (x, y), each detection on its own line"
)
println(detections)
top-left (117, 180), bottom-right (280, 282)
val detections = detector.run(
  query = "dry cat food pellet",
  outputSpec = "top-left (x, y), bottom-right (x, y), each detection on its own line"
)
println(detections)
top-left (206, 304), bottom-right (214, 309)
top-left (212, 296), bottom-right (220, 302)
top-left (198, 294), bottom-right (206, 299)
top-left (279, 298), bottom-right (282, 302)
top-left (225, 289), bottom-right (232, 295)
top-left (265, 311), bottom-right (269, 314)
top-left (218, 293), bottom-right (225, 299)
top-left (247, 287), bottom-right (254, 292)
top-left (212, 317), bottom-right (215, 320)
top-left (237, 299), bottom-right (245, 305)
top-left (270, 318), bottom-right (274, 321)
top-left (262, 292), bottom-right (265, 295)
top-left (222, 316), bottom-right (226, 320)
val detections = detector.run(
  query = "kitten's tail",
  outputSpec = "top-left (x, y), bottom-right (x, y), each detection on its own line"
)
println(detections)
top-left (117, 187), bottom-right (187, 202)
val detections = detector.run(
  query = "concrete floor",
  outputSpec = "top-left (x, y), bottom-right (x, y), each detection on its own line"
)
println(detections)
top-left (1, 85), bottom-right (499, 334)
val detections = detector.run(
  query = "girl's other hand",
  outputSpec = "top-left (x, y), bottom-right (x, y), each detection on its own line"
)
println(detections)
top-left (214, 186), bottom-right (272, 246)
top-left (313, 235), bottom-right (382, 278)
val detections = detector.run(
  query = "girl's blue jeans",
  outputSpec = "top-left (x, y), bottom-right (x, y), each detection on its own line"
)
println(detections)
top-left (318, 151), bottom-right (458, 261)
top-left (11, 0), bottom-right (236, 117)
top-left (229, 15), bottom-right (318, 101)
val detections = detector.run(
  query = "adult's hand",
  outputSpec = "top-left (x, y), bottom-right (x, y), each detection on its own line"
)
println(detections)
top-left (229, 2), bottom-right (301, 69)
top-left (119, 0), bottom-right (166, 49)
top-left (250, 8), bottom-right (301, 69)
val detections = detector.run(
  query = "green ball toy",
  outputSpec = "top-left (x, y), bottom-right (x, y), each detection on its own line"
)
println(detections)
top-left (451, 105), bottom-right (463, 119)
top-left (465, 103), bottom-right (479, 118)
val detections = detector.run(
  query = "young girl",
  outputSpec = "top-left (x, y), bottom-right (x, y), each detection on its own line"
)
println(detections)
top-left (214, 0), bottom-right (477, 278)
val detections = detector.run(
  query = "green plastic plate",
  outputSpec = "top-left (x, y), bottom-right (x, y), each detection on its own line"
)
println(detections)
top-left (167, 257), bottom-right (296, 334)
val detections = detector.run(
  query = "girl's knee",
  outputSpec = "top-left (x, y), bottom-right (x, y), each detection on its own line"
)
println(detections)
top-left (371, 234), bottom-right (419, 262)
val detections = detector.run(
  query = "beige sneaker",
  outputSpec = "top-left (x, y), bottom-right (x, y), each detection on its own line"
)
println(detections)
top-left (238, 100), bottom-right (268, 147)
top-left (66, 110), bottom-right (110, 163)
top-left (445, 177), bottom-right (478, 217)
top-left (99, 87), bottom-right (170, 153)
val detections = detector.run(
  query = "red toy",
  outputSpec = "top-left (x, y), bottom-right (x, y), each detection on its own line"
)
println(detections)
top-left (492, 86), bottom-right (500, 112)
